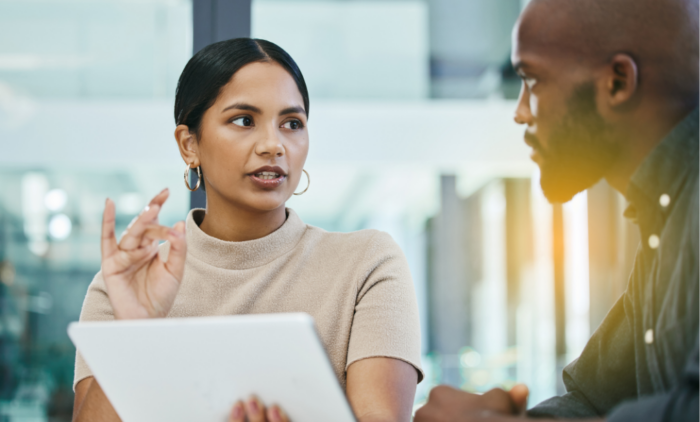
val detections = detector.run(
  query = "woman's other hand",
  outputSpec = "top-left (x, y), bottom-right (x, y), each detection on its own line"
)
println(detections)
top-left (101, 188), bottom-right (187, 320)
top-left (229, 396), bottom-right (290, 422)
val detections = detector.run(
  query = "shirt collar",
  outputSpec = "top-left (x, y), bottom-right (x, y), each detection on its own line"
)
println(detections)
top-left (624, 108), bottom-right (699, 234)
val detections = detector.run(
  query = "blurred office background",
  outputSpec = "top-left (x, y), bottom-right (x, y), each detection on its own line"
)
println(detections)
top-left (0, 0), bottom-right (640, 420)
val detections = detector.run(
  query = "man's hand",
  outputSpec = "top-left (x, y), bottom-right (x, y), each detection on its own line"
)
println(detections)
top-left (509, 384), bottom-right (529, 414)
top-left (414, 384), bottom-right (529, 422)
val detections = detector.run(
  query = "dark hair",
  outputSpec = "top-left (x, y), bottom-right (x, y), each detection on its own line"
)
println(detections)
top-left (174, 38), bottom-right (310, 135)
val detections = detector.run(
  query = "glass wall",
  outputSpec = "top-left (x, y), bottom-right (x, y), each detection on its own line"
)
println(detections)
top-left (0, 1), bottom-right (192, 420)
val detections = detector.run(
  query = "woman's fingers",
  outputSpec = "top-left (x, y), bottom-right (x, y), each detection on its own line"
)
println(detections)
top-left (101, 199), bottom-right (118, 259)
top-left (245, 396), bottom-right (267, 422)
top-left (120, 188), bottom-right (170, 249)
top-left (139, 189), bottom-right (169, 247)
top-left (230, 396), bottom-right (289, 422)
top-left (141, 225), bottom-right (172, 243)
top-left (118, 204), bottom-right (161, 251)
top-left (229, 401), bottom-right (245, 422)
top-left (125, 189), bottom-right (169, 231)
top-left (163, 221), bottom-right (187, 281)
top-left (148, 188), bottom-right (170, 209)
top-left (266, 405), bottom-right (289, 422)
top-left (144, 188), bottom-right (169, 233)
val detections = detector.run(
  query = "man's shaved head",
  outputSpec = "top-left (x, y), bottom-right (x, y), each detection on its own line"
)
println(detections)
top-left (512, 0), bottom-right (699, 203)
top-left (520, 0), bottom-right (699, 100)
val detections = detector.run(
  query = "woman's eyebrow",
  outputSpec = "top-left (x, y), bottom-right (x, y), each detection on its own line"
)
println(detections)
top-left (279, 106), bottom-right (306, 116)
top-left (221, 103), bottom-right (261, 114)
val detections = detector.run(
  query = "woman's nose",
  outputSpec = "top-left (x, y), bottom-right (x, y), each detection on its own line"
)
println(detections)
top-left (255, 127), bottom-right (285, 157)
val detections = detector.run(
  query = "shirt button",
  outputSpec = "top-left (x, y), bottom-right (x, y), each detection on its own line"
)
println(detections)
top-left (659, 194), bottom-right (671, 207)
top-left (645, 329), bottom-right (654, 344)
top-left (648, 234), bottom-right (660, 249)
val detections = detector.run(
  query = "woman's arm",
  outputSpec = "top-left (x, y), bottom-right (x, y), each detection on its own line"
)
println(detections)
top-left (346, 357), bottom-right (418, 422)
top-left (73, 377), bottom-right (121, 421)
top-left (72, 190), bottom-right (186, 420)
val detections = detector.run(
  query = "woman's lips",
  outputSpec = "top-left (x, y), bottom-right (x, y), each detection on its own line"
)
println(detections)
top-left (249, 172), bottom-right (287, 189)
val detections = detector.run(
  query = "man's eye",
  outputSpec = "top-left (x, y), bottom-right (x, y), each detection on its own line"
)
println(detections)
top-left (523, 77), bottom-right (536, 90)
top-left (232, 116), bottom-right (253, 127)
top-left (281, 120), bottom-right (303, 130)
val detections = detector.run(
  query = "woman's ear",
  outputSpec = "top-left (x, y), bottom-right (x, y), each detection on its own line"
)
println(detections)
top-left (175, 124), bottom-right (200, 166)
top-left (604, 54), bottom-right (638, 107)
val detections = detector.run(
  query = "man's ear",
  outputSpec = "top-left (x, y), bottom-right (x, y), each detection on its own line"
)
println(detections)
top-left (175, 125), bottom-right (200, 167)
top-left (605, 54), bottom-right (638, 107)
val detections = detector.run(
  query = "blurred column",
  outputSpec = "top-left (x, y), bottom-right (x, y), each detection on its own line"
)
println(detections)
top-left (190, 0), bottom-right (252, 209)
top-left (552, 202), bottom-right (567, 394)
top-left (427, 175), bottom-right (474, 386)
top-left (427, 0), bottom-right (520, 98)
top-left (504, 179), bottom-right (533, 348)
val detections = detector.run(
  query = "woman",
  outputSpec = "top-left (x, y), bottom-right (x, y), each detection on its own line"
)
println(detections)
top-left (72, 38), bottom-right (422, 422)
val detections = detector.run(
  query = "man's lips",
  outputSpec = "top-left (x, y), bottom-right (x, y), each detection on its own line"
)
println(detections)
top-left (524, 132), bottom-right (545, 164)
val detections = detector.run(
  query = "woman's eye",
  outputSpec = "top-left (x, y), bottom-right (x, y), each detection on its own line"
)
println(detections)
top-left (231, 116), bottom-right (253, 127)
top-left (281, 120), bottom-right (303, 130)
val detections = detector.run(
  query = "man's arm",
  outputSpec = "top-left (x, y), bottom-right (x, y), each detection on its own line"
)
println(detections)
top-left (415, 294), bottom-right (638, 422)
top-left (528, 290), bottom-right (638, 418)
top-left (609, 204), bottom-right (700, 422)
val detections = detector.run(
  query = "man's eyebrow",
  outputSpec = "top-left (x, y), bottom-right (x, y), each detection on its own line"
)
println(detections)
top-left (512, 61), bottom-right (524, 73)
top-left (221, 103), bottom-right (262, 114)
top-left (279, 106), bottom-right (306, 116)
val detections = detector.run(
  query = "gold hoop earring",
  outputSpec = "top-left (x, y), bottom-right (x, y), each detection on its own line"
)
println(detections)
top-left (184, 164), bottom-right (201, 192)
top-left (293, 169), bottom-right (310, 196)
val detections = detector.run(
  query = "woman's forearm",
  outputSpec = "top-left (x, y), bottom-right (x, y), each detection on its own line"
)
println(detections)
top-left (73, 378), bottom-right (121, 422)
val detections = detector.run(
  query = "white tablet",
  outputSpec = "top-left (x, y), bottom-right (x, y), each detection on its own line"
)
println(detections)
top-left (68, 313), bottom-right (357, 422)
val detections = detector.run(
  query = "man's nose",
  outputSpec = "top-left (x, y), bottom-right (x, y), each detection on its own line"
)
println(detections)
top-left (514, 82), bottom-right (533, 126)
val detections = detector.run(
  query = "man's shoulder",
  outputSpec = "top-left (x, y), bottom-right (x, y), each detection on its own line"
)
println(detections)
top-left (686, 165), bottom-right (700, 256)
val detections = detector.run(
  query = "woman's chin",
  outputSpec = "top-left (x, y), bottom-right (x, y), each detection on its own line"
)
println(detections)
top-left (241, 194), bottom-right (289, 213)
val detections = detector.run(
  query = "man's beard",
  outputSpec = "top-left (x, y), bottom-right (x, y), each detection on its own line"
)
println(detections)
top-left (529, 83), bottom-right (619, 204)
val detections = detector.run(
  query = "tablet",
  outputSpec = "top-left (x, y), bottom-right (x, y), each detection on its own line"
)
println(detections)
top-left (68, 313), bottom-right (357, 422)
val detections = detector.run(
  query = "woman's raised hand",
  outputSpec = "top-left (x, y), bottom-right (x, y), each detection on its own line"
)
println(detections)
top-left (100, 188), bottom-right (187, 320)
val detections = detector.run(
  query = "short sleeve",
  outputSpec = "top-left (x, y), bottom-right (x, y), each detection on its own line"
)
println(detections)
top-left (73, 270), bottom-right (115, 390)
top-left (346, 231), bottom-right (424, 383)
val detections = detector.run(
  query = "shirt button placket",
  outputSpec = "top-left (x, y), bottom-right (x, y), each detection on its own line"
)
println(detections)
top-left (648, 234), bottom-right (660, 249)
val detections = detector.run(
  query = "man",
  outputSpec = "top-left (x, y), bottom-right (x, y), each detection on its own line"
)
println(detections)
top-left (415, 0), bottom-right (699, 421)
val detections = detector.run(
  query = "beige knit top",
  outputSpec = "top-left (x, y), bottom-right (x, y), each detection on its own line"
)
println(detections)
top-left (74, 208), bottom-right (423, 390)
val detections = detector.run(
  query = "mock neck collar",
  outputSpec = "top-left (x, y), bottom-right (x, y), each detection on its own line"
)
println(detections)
top-left (185, 208), bottom-right (307, 270)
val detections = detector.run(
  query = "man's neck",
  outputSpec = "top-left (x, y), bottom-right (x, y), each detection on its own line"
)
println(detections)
top-left (604, 101), bottom-right (696, 197)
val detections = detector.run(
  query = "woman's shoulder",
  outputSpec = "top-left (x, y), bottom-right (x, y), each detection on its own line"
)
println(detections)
top-left (302, 225), bottom-right (403, 259)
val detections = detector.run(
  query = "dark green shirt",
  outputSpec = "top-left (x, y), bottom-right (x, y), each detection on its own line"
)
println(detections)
top-left (529, 109), bottom-right (699, 421)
